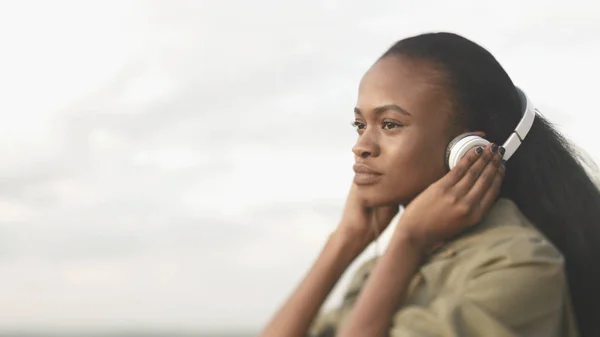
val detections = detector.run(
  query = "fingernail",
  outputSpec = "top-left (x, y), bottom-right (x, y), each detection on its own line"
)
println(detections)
top-left (499, 146), bottom-right (506, 156)
top-left (475, 146), bottom-right (483, 154)
top-left (491, 144), bottom-right (498, 153)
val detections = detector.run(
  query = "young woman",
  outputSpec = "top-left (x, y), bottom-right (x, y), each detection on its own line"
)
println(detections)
top-left (259, 32), bottom-right (600, 337)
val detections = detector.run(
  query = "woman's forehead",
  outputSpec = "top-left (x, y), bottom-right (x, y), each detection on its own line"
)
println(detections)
top-left (357, 56), bottom-right (452, 122)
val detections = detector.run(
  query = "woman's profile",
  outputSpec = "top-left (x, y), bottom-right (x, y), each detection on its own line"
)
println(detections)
top-left (259, 32), bottom-right (600, 337)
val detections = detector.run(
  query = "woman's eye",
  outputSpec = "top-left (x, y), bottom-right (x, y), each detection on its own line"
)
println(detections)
top-left (382, 121), bottom-right (402, 130)
top-left (351, 121), bottom-right (366, 131)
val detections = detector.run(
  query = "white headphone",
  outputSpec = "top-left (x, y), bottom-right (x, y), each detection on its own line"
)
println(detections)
top-left (445, 87), bottom-right (536, 170)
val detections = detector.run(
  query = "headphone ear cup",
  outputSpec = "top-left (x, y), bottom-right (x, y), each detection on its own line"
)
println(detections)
top-left (445, 134), bottom-right (468, 166)
top-left (446, 133), bottom-right (490, 170)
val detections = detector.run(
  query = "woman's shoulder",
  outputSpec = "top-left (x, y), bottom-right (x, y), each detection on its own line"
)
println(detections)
top-left (418, 197), bottom-right (568, 305)
top-left (433, 197), bottom-right (564, 266)
top-left (391, 199), bottom-right (578, 337)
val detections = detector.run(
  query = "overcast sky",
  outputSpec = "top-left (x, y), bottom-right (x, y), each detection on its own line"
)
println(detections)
top-left (0, 0), bottom-right (599, 334)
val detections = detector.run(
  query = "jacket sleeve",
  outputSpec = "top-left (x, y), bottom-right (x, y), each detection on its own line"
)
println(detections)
top-left (308, 308), bottom-right (340, 337)
top-left (389, 235), bottom-right (577, 337)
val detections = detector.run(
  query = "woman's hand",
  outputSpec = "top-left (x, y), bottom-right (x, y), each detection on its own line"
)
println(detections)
top-left (337, 182), bottom-right (400, 254)
top-left (396, 142), bottom-right (506, 254)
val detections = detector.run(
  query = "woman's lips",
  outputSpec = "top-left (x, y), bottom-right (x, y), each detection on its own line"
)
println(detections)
top-left (353, 163), bottom-right (383, 185)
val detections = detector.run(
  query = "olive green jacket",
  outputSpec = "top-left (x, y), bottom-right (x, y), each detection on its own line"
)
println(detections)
top-left (309, 198), bottom-right (579, 336)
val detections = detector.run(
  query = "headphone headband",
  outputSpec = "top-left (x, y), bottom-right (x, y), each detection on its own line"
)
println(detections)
top-left (501, 87), bottom-right (536, 161)
top-left (445, 86), bottom-right (537, 170)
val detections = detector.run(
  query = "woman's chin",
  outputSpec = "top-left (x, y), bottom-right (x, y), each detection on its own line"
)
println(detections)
top-left (358, 189), bottom-right (405, 208)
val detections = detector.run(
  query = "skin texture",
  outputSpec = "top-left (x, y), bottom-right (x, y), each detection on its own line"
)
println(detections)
top-left (259, 56), bottom-right (504, 337)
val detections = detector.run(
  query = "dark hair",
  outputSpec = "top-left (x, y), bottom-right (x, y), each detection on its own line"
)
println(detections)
top-left (382, 32), bottom-right (600, 336)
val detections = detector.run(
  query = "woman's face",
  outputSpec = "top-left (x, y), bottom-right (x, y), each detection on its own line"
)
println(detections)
top-left (352, 56), bottom-right (462, 206)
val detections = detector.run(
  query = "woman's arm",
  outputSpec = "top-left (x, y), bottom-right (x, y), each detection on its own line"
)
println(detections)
top-left (260, 182), bottom-right (400, 337)
top-left (258, 227), bottom-right (366, 337)
top-left (337, 230), bottom-right (424, 337)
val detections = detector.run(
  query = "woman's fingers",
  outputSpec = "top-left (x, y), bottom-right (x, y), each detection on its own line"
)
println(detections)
top-left (478, 161), bottom-right (506, 212)
top-left (443, 144), bottom-right (487, 187)
top-left (453, 143), bottom-right (496, 196)
top-left (440, 141), bottom-right (506, 217)
top-left (465, 145), bottom-right (504, 205)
